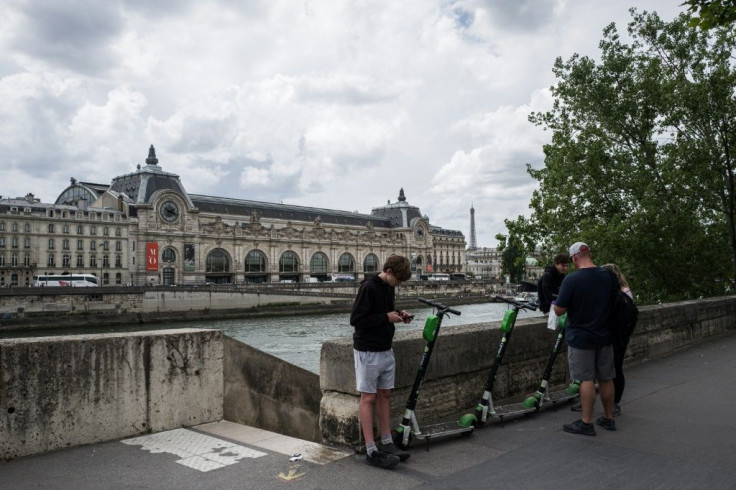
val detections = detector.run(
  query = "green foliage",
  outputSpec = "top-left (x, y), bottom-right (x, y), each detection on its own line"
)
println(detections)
top-left (682, 0), bottom-right (736, 29)
top-left (512, 9), bottom-right (736, 304)
top-left (495, 229), bottom-right (527, 283)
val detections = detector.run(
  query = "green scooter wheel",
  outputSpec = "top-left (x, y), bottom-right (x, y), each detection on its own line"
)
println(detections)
top-left (522, 395), bottom-right (539, 409)
top-left (458, 413), bottom-right (477, 428)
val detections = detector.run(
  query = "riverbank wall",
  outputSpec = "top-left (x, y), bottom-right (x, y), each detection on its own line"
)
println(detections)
top-left (4, 296), bottom-right (734, 459)
top-left (223, 336), bottom-right (322, 442)
top-left (0, 329), bottom-right (223, 460)
top-left (319, 296), bottom-right (736, 447)
top-left (0, 282), bottom-right (494, 330)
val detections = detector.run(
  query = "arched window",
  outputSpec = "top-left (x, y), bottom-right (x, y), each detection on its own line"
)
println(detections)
top-left (206, 249), bottom-right (230, 273)
top-left (338, 253), bottom-right (355, 273)
top-left (363, 254), bottom-right (379, 273)
top-left (310, 252), bottom-right (329, 274)
top-left (245, 250), bottom-right (267, 272)
top-left (162, 248), bottom-right (176, 263)
top-left (279, 251), bottom-right (300, 273)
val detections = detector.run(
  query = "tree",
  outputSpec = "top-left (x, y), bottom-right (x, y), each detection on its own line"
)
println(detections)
top-left (510, 9), bottom-right (736, 304)
top-left (495, 227), bottom-right (528, 284)
top-left (683, 0), bottom-right (736, 29)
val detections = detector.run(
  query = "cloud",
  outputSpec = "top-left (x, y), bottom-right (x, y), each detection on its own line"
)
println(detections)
top-left (0, 0), bottom-right (685, 247)
top-left (9, 0), bottom-right (125, 75)
top-left (424, 89), bottom-right (553, 242)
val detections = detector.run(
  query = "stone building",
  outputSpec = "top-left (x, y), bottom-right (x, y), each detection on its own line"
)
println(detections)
top-left (465, 246), bottom-right (502, 280)
top-left (0, 146), bottom-right (465, 286)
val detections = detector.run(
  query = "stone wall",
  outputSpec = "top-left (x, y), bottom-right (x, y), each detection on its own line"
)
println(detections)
top-left (3, 295), bottom-right (733, 459)
top-left (223, 336), bottom-right (322, 442)
top-left (0, 281), bottom-right (494, 322)
top-left (319, 296), bottom-right (736, 447)
top-left (0, 329), bottom-right (223, 460)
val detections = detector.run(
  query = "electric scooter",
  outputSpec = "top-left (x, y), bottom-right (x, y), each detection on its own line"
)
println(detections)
top-left (522, 312), bottom-right (581, 409)
top-left (470, 295), bottom-right (540, 426)
top-left (395, 298), bottom-right (477, 449)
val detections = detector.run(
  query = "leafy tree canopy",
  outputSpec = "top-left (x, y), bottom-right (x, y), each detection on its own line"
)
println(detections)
top-left (683, 0), bottom-right (736, 29)
top-left (506, 9), bottom-right (736, 304)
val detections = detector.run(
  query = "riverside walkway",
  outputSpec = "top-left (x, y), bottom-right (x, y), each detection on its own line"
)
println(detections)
top-left (1, 332), bottom-right (735, 489)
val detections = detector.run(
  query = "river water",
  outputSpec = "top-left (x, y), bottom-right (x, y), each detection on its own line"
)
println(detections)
top-left (3, 301), bottom-right (542, 374)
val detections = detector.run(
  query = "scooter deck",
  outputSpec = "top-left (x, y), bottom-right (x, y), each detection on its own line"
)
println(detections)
top-left (414, 421), bottom-right (474, 441)
top-left (545, 389), bottom-right (579, 405)
top-left (490, 402), bottom-right (536, 419)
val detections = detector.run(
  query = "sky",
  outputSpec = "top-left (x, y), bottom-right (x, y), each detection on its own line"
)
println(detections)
top-left (0, 0), bottom-right (684, 247)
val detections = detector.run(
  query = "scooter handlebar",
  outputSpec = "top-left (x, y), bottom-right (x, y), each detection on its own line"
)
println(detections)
top-left (418, 297), bottom-right (461, 315)
top-left (493, 295), bottom-right (537, 311)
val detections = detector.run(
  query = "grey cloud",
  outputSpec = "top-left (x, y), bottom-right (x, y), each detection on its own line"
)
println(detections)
top-left (10, 1), bottom-right (125, 75)
top-left (456, 0), bottom-right (557, 32)
top-left (121, 0), bottom-right (196, 15)
top-left (233, 170), bottom-right (302, 203)
top-left (168, 116), bottom-right (237, 153)
top-left (295, 79), bottom-right (399, 106)
top-left (0, 96), bottom-right (77, 177)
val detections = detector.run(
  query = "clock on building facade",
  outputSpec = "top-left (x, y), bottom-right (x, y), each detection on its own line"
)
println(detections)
top-left (160, 200), bottom-right (179, 222)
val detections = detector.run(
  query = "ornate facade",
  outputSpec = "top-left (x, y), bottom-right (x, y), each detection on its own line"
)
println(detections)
top-left (0, 146), bottom-right (466, 286)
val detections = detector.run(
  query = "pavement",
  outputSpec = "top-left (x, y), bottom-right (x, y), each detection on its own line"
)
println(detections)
top-left (2, 332), bottom-right (736, 489)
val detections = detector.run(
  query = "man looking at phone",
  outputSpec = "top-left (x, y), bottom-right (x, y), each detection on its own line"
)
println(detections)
top-left (351, 255), bottom-right (413, 469)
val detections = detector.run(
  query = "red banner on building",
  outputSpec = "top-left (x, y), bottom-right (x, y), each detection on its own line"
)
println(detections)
top-left (146, 242), bottom-right (159, 271)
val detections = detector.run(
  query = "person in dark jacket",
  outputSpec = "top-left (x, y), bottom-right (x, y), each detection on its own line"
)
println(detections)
top-left (538, 253), bottom-right (570, 313)
top-left (350, 255), bottom-right (413, 469)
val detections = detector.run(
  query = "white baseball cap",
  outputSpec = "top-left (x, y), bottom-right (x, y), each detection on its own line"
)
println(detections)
top-left (569, 242), bottom-right (591, 257)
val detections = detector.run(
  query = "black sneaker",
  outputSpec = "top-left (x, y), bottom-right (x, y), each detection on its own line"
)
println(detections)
top-left (563, 419), bottom-right (596, 436)
top-left (379, 443), bottom-right (410, 462)
top-left (596, 416), bottom-right (616, 431)
top-left (570, 402), bottom-right (582, 412)
top-left (613, 404), bottom-right (621, 417)
top-left (365, 450), bottom-right (400, 469)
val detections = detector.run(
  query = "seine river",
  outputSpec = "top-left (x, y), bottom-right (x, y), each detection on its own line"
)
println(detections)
top-left (4, 301), bottom-right (542, 374)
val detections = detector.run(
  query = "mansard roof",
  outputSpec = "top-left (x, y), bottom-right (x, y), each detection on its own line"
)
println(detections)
top-left (430, 225), bottom-right (464, 237)
top-left (108, 145), bottom-right (193, 207)
top-left (370, 187), bottom-right (423, 227)
top-left (190, 194), bottom-right (392, 228)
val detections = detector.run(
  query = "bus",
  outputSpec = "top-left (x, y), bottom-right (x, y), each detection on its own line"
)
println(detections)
top-left (330, 274), bottom-right (356, 283)
top-left (33, 274), bottom-right (99, 287)
top-left (427, 273), bottom-right (450, 281)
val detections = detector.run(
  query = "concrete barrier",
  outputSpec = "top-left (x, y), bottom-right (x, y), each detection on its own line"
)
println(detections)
top-left (0, 329), bottom-right (223, 460)
top-left (319, 296), bottom-right (736, 447)
top-left (223, 336), bottom-right (321, 443)
top-left (3, 296), bottom-right (735, 458)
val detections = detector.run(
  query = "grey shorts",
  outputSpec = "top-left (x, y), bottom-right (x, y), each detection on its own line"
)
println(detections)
top-left (354, 349), bottom-right (395, 393)
top-left (567, 344), bottom-right (615, 381)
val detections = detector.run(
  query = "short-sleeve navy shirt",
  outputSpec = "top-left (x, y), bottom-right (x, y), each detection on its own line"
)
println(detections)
top-left (555, 266), bottom-right (614, 349)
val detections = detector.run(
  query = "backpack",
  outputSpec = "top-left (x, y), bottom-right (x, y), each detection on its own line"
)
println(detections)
top-left (606, 270), bottom-right (638, 339)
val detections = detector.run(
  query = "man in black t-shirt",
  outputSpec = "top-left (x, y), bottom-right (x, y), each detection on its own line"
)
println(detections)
top-left (350, 255), bottom-right (413, 469)
top-left (554, 242), bottom-right (617, 435)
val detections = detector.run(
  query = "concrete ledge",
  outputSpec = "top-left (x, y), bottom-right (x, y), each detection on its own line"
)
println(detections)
top-left (319, 296), bottom-right (736, 447)
top-left (223, 336), bottom-right (321, 443)
top-left (0, 329), bottom-right (223, 460)
top-left (320, 317), bottom-right (562, 447)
